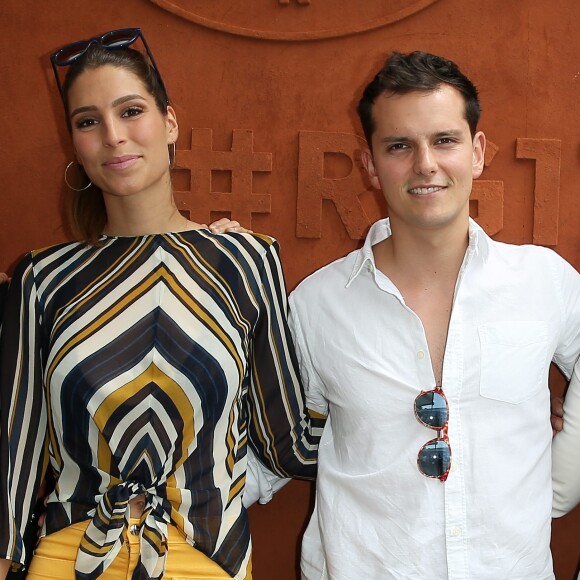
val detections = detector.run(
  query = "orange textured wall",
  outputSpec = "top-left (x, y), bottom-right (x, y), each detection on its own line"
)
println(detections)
top-left (0, 1), bottom-right (578, 578)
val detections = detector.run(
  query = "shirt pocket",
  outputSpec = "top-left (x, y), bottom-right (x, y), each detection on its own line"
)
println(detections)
top-left (478, 321), bottom-right (549, 404)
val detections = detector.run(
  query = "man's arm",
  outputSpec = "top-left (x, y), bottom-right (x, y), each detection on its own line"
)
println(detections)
top-left (243, 446), bottom-right (290, 508)
top-left (552, 359), bottom-right (580, 516)
top-left (551, 396), bottom-right (564, 435)
top-left (206, 218), bottom-right (252, 234)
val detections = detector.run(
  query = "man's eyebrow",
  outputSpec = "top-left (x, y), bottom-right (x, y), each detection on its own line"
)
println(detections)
top-left (433, 129), bottom-right (464, 138)
top-left (378, 129), bottom-right (465, 144)
top-left (378, 135), bottom-right (411, 145)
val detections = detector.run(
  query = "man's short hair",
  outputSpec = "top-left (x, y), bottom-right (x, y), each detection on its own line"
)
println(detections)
top-left (357, 51), bottom-right (481, 146)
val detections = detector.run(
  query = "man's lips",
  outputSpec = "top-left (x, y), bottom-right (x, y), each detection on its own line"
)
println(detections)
top-left (104, 155), bottom-right (141, 170)
top-left (408, 185), bottom-right (446, 196)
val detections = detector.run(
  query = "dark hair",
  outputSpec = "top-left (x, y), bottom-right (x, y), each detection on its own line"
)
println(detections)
top-left (61, 44), bottom-right (171, 244)
top-left (357, 51), bottom-right (481, 147)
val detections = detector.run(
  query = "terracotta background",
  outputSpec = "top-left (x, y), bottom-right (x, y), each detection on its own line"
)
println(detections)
top-left (0, 0), bottom-right (579, 578)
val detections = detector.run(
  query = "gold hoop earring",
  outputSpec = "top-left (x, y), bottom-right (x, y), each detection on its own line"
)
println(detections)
top-left (169, 142), bottom-right (176, 169)
top-left (64, 161), bottom-right (92, 192)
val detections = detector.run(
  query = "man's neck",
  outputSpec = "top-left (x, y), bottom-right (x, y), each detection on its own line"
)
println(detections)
top-left (373, 219), bottom-right (470, 288)
top-left (372, 218), bottom-right (471, 386)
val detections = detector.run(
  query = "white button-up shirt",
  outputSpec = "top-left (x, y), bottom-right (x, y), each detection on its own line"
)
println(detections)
top-left (552, 358), bottom-right (580, 517)
top-left (289, 218), bottom-right (580, 580)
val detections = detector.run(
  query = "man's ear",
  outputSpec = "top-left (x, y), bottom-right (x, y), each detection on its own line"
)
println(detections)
top-left (472, 131), bottom-right (486, 179)
top-left (360, 148), bottom-right (380, 190)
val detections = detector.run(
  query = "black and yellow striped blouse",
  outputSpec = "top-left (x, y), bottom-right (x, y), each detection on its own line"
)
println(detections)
top-left (0, 230), bottom-right (321, 579)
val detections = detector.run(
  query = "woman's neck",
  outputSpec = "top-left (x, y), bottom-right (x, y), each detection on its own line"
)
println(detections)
top-left (102, 189), bottom-right (202, 236)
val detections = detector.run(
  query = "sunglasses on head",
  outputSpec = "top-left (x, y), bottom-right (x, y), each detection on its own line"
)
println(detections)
top-left (414, 386), bottom-right (452, 481)
top-left (50, 28), bottom-right (165, 103)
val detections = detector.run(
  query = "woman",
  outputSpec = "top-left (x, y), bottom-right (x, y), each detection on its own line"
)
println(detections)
top-left (0, 274), bottom-right (7, 314)
top-left (0, 29), bottom-right (321, 580)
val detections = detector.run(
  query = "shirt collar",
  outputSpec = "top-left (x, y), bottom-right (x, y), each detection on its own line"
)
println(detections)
top-left (465, 217), bottom-right (491, 263)
top-left (346, 217), bottom-right (490, 288)
top-left (346, 219), bottom-right (391, 287)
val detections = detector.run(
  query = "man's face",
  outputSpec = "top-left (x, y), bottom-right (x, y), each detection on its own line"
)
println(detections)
top-left (361, 85), bottom-right (485, 235)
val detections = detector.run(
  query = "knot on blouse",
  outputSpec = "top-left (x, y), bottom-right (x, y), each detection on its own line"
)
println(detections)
top-left (74, 481), bottom-right (170, 580)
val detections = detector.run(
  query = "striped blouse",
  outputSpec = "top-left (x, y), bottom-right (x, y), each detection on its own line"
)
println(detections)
top-left (0, 230), bottom-right (322, 579)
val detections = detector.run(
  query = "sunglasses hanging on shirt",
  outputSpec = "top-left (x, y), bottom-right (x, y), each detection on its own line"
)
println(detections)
top-left (414, 386), bottom-right (452, 481)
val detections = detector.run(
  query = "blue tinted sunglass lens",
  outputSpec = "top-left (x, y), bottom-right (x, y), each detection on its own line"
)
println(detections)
top-left (53, 30), bottom-right (140, 66)
top-left (54, 41), bottom-right (91, 65)
top-left (415, 391), bottom-right (448, 429)
top-left (418, 439), bottom-right (451, 478)
top-left (101, 29), bottom-right (139, 48)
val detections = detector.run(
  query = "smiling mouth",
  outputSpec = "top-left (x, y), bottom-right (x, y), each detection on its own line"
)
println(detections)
top-left (104, 156), bottom-right (141, 170)
top-left (408, 186), bottom-right (445, 195)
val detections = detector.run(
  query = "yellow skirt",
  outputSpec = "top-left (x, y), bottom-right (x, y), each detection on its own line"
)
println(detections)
top-left (27, 519), bottom-right (252, 580)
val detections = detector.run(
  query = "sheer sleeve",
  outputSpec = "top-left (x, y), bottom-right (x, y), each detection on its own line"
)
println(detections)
top-left (0, 281), bottom-right (7, 318)
top-left (0, 254), bottom-right (48, 567)
top-left (246, 239), bottom-right (325, 479)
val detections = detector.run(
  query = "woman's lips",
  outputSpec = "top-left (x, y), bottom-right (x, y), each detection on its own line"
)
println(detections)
top-left (104, 155), bottom-right (141, 170)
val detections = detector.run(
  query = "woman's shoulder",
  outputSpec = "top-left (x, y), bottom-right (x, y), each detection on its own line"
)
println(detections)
top-left (28, 240), bottom-right (92, 269)
top-left (205, 230), bottom-right (279, 258)
top-left (8, 240), bottom-right (91, 284)
top-left (213, 230), bottom-right (276, 246)
top-left (31, 239), bottom-right (86, 257)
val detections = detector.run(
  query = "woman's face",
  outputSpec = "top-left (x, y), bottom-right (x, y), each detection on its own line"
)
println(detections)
top-left (66, 64), bottom-right (178, 200)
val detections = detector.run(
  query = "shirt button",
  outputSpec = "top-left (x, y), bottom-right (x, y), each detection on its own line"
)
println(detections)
top-left (451, 527), bottom-right (462, 537)
top-left (129, 523), bottom-right (140, 535)
top-left (417, 351), bottom-right (425, 359)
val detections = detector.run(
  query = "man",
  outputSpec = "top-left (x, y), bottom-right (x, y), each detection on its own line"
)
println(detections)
top-left (249, 51), bottom-right (580, 579)
top-left (552, 367), bottom-right (580, 580)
